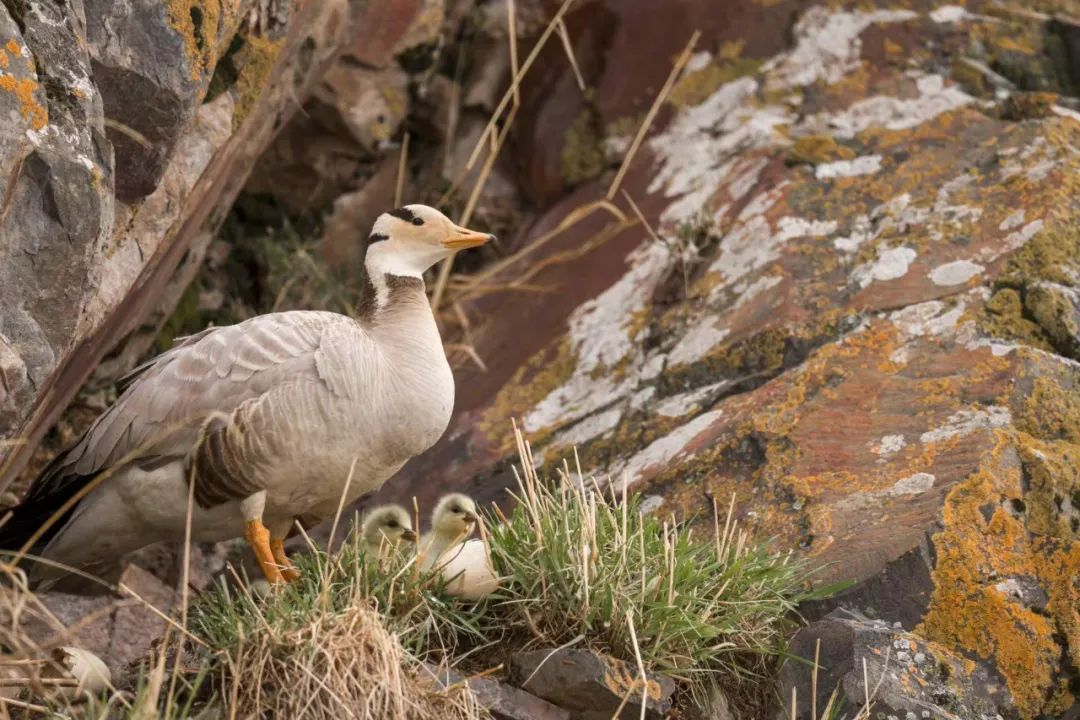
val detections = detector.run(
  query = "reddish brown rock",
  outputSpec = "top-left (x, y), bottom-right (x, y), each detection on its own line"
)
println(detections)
top-left (379, 3), bottom-right (1080, 717)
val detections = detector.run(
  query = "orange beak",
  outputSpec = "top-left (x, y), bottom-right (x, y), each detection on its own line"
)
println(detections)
top-left (442, 225), bottom-right (495, 250)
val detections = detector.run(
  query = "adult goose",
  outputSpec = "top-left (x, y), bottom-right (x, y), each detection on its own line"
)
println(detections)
top-left (0, 205), bottom-right (491, 587)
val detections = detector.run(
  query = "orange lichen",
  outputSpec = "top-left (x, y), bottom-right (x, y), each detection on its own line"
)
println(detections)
top-left (5, 39), bottom-right (21, 56)
top-left (919, 430), bottom-right (1079, 718)
top-left (0, 51), bottom-right (8, 70)
top-left (165, 0), bottom-right (242, 81)
top-left (0, 73), bottom-right (47, 130)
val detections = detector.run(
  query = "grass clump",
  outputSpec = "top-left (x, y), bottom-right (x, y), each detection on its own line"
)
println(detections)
top-left (485, 430), bottom-right (823, 706)
top-left (190, 535), bottom-right (489, 719)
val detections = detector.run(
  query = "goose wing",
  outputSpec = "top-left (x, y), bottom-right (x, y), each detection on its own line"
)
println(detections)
top-left (13, 311), bottom-right (372, 532)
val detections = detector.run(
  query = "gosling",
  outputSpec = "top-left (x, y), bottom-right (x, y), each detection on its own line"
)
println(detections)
top-left (419, 493), bottom-right (497, 598)
top-left (419, 493), bottom-right (477, 571)
top-left (361, 504), bottom-right (417, 556)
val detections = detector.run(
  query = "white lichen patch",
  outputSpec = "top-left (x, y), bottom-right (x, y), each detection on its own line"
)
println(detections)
top-left (707, 204), bottom-right (834, 290)
top-left (764, 6), bottom-right (917, 90)
top-left (853, 247), bottom-right (917, 288)
top-left (807, 72), bottom-right (974, 139)
top-left (548, 407), bottom-right (625, 450)
top-left (890, 299), bottom-right (965, 340)
top-left (648, 77), bottom-right (792, 229)
top-left (667, 318), bottom-right (730, 368)
top-left (920, 407), bottom-right (1012, 444)
top-left (929, 5), bottom-right (969, 23)
top-left (655, 381), bottom-right (728, 418)
top-left (613, 409), bottom-right (725, 489)
top-left (999, 209), bottom-right (1026, 231)
top-left (524, 242), bottom-right (672, 436)
top-left (871, 433), bottom-right (907, 458)
top-left (929, 260), bottom-right (983, 286)
top-left (888, 472), bottom-right (935, 495)
top-left (815, 154), bottom-right (882, 179)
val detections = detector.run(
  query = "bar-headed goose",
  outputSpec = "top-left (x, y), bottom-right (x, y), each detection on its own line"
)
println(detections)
top-left (361, 504), bottom-right (417, 555)
top-left (0, 205), bottom-right (492, 587)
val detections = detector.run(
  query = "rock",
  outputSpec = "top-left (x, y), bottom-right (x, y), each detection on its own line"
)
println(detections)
top-left (379, 3), bottom-right (1080, 718)
top-left (317, 154), bottom-right (402, 272)
top-left (83, 0), bottom-right (246, 201)
top-left (508, 648), bottom-right (676, 720)
top-left (314, 62), bottom-right (409, 152)
top-left (423, 664), bottom-right (571, 720)
top-left (778, 609), bottom-right (1012, 720)
top-left (108, 564), bottom-right (176, 672)
top-left (3, 562), bottom-right (174, 677)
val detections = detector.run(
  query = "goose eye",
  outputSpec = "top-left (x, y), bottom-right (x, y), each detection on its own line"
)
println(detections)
top-left (386, 520), bottom-right (399, 528)
top-left (411, 217), bottom-right (424, 226)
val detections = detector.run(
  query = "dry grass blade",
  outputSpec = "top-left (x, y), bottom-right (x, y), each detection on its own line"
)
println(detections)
top-left (606, 30), bottom-right (700, 201)
top-left (556, 18), bottom-right (586, 91)
top-left (394, 132), bottom-right (410, 209)
top-left (464, 0), bottom-right (577, 172)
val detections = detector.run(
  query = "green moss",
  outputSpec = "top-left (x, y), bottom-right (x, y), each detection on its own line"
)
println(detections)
top-left (560, 109), bottom-right (606, 185)
top-left (661, 328), bottom-right (788, 397)
top-left (950, 58), bottom-right (991, 98)
top-left (1025, 283), bottom-right (1080, 356)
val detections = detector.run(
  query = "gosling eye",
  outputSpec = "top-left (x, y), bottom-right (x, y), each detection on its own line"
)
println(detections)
top-left (386, 520), bottom-right (399, 529)
top-left (450, 506), bottom-right (462, 514)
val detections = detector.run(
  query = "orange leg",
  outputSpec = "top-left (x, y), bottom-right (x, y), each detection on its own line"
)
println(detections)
top-left (270, 537), bottom-right (301, 582)
top-left (245, 519), bottom-right (284, 584)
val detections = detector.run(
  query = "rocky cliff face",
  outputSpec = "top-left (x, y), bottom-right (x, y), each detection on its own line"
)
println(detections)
top-left (1, 0), bottom-right (1078, 717)
top-left (369, 2), bottom-right (1078, 717)
top-left (0, 0), bottom-right (355, 486)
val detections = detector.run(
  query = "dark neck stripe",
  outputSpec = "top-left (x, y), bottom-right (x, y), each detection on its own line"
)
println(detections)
top-left (356, 272), bottom-right (425, 325)
top-left (368, 232), bottom-right (389, 243)
top-left (389, 207), bottom-right (420, 224)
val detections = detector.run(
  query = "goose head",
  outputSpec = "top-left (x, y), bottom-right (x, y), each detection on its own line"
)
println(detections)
top-left (431, 493), bottom-right (478, 541)
top-left (361, 504), bottom-right (417, 551)
top-left (365, 204), bottom-right (494, 279)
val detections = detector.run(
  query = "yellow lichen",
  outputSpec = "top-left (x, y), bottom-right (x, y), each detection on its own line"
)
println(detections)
top-left (668, 54), bottom-right (762, 108)
top-left (477, 337), bottom-right (578, 455)
top-left (787, 134), bottom-right (856, 165)
top-left (231, 33), bottom-right (285, 129)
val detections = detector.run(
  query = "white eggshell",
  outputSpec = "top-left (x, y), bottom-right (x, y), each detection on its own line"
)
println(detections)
top-left (55, 646), bottom-right (111, 697)
top-left (437, 539), bottom-right (499, 600)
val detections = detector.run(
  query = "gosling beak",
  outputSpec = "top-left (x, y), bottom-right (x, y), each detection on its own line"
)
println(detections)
top-left (401, 529), bottom-right (418, 542)
top-left (442, 225), bottom-right (495, 250)
top-left (463, 512), bottom-right (477, 524)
